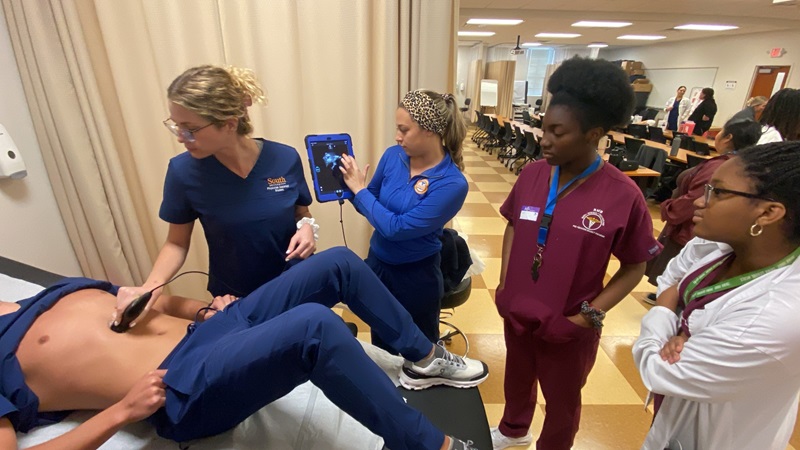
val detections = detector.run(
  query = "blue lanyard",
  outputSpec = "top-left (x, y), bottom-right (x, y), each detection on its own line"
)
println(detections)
top-left (537, 154), bottom-right (602, 246)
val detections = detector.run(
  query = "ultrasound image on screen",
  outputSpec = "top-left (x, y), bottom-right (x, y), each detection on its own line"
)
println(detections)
top-left (310, 140), bottom-right (350, 196)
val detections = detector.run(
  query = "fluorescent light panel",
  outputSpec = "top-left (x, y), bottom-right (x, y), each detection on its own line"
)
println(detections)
top-left (458, 31), bottom-right (496, 37)
top-left (467, 18), bottom-right (523, 25)
top-left (588, 43), bottom-right (609, 48)
top-left (617, 34), bottom-right (666, 40)
top-left (521, 42), bottom-right (542, 47)
top-left (535, 32), bottom-right (581, 38)
top-left (572, 20), bottom-right (632, 28)
top-left (674, 24), bottom-right (738, 31)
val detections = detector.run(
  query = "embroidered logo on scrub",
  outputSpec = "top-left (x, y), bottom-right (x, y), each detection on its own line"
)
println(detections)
top-left (414, 179), bottom-right (429, 194)
top-left (573, 208), bottom-right (606, 238)
top-left (519, 206), bottom-right (540, 222)
top-left (266, 176), bottom-right (290, 193)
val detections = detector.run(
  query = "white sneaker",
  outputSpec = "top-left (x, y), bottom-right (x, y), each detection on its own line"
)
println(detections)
top-left (490, 427), bottom-right (533, 450)
top-left (399, 343), bottom-right (489, 390)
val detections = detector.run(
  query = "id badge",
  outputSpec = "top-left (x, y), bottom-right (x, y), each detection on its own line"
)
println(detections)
top-left (520, 206), bottom-right (540, 222)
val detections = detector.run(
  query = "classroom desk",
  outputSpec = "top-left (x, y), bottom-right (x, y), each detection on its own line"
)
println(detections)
top-left (607, 130), bottom-right (716, 165)
top-left (663, 130), bottom-right (717, 149)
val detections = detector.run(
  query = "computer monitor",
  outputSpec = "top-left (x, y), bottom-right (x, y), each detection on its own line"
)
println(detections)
top-left (648, 127), bottom-right (666, 144)
top-left (627, 124), bottom-right (648, 139)
top-left (693, 141), bottom-right (711, 156)
top-left (624, 136), bottom-right (645, 160)
top-left (679, 135), bottom-right (695, 151)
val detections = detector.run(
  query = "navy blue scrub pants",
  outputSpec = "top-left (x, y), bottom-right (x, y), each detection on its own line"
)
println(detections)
top-left (148, 247), bottom-right (443, 450)
top-left (366, 250), bottom-right (443, 352)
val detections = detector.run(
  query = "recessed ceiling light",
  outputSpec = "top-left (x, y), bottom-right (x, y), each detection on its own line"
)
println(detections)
top-left (588, 43), bottom-right (609, 48)
top-left (521, 42), bottom-right (542, 47)
top-left (773, 0), bottom-right (795, 3)
top-left (535, 33), bottom-right (582, 39)
top-left (458, 31), bottom-right (496, 37)
top-left (467, 18), bottom-right (523, 26)
top-left (674, 24), bottom-right (739, 31)
top-left (572, 21), bottom-right (632, 28)
top-left (617, 35), bottom-right (667, 40)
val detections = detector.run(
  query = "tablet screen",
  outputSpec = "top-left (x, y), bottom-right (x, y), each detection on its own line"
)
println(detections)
top-left (307, 137), bottom-right (353, 201)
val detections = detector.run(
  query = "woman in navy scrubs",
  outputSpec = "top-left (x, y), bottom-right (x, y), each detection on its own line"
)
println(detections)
top-left (339, 89), bottom-right (468, 350)
top-left (115, 65), bottom-right (316, 320)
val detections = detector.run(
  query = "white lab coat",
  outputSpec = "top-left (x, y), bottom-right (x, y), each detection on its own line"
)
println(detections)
top-left (757, 125), bottom-right (783, 145)
top-left (665, 96), bottom-right (692, 124)
top-left (634, 238), bottom-right (800, 450)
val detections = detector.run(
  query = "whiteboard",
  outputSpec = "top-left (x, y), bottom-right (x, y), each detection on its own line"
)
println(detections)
top-left (644, 67), bottom-right (718, 108)
top-left (480, 79), bottom-right (498, 107)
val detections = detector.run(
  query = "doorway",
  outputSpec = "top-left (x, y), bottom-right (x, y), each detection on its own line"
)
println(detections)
top-left (749, 65), bottom-right (791, 99)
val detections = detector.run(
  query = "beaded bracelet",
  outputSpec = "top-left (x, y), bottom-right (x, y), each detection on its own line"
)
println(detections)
top-left (579, 301), bottom-right (606, 329)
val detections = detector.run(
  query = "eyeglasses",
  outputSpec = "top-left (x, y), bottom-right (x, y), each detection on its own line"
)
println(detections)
top-left (162, 118), bottom-right (214, 143)
top-left (703, 184), bottom-right (775, 205)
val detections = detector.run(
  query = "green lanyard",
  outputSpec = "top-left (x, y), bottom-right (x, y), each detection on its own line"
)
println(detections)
top-left (684, 245), bottom-right (800, 305)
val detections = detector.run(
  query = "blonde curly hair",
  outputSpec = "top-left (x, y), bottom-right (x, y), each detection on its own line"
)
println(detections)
top-left (167, 65), bottom-right (267, 136)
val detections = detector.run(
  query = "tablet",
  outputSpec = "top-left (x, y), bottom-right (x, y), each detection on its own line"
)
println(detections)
top-left (304, 133), bottom-right (355, 203)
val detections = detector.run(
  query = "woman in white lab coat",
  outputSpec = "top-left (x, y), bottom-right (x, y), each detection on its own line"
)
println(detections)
top-left (634, 140), bottom-right (800, 450)
top-left (664, 86), bottom-right (691, 131)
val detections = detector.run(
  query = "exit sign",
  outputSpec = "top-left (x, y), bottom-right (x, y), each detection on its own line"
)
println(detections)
top-left (770, 47), bottom-right (785, 58)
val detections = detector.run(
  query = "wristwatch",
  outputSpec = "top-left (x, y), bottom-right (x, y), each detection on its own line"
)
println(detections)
top-left (296, 217), bottom-right (320, 241)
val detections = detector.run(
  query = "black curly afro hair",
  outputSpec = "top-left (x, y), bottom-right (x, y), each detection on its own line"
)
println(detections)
top-left (547, 57), bottom-right (635, 133)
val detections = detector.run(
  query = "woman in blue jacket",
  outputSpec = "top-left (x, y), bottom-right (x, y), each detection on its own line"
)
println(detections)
top-left (340, 90), bottom-right (468, 350)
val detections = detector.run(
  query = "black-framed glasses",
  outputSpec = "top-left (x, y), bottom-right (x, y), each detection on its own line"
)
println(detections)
top-left (162, 118), bottom-right (214, 143)
top-left (703, 184), bottom-right (775, 205)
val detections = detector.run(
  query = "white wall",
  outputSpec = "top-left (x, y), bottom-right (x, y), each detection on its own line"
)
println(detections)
top-left (0, 7), bottom-right (81, 276)
top-left (602, 29), bottom-right (800, 129)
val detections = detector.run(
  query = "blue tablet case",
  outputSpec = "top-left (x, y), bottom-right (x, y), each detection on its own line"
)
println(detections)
top-left (304, 133), bottom-right (355, 203)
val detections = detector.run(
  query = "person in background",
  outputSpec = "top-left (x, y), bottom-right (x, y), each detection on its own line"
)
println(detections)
top-left (339, 89), bottom-right (468, 351)
top-left (490, 57), bottom-right (660, 450)
top-left (664, 86), bottom-right (691, 131)
top-left (686, 88), bottom-right (717, 136)
top-left (634, 141), bottom-right (800, 450)
top-left (728, 95), bottom-right (767, 123)
top-left (757, 88), bottom-right (800, 144)
top-left (643, 118), bottom-right (762, 304)
top-left (115, 65), bottom-right (317, 323)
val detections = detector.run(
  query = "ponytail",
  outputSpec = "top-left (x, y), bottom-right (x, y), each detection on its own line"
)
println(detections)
top-left (441, 95), bottom-right (466, 171)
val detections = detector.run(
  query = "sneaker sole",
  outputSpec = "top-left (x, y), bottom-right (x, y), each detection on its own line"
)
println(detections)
top-left (398, 364), bottom-right (489, 390)
top-left (493, 435), bottom-right (533, 449)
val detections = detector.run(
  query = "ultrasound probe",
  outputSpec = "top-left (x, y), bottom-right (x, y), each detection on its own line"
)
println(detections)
top-left (109, 271), bottom-right (237, 333)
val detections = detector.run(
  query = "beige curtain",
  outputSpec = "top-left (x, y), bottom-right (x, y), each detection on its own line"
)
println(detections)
top-left (485, 60), bottom-right (516, 118)
top-left (465, 59), bottom-right (483, 123)
top-left (2, 0), bottom-right (151, 285)
top-left (4, 0), bottom-right (456, 299)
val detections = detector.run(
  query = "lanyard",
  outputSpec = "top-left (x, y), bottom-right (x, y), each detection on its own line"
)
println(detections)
top-left (531, 155), bottom-right (601, 281)
top-left (683, 245), bottom-right (800, 305)
top-left (537, 154), bottom-right (602, 246)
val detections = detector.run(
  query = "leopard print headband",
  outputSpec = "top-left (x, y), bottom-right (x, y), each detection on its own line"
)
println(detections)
top-left (401, 90), bottom-right (451, 136)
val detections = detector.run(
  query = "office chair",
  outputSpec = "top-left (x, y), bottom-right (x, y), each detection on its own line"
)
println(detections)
top-left (641, 107), bottom-right (659, 121)
top-left (439, 229), bottom-right (474, 356)
top-left (514, 131), bottom-right (540, 175)
top-left (460, 98), bottom-right (472, 122)
top-left (503, 125), bottom-right (528, 169)
top-left (521, 110), bottom-right (532, 126)
top-left (625, 136), bottom-right (646, 160)
top-left (686, 154), bottom-right (706, 169)
top-left (634, 144), bottom-right (667, 198)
